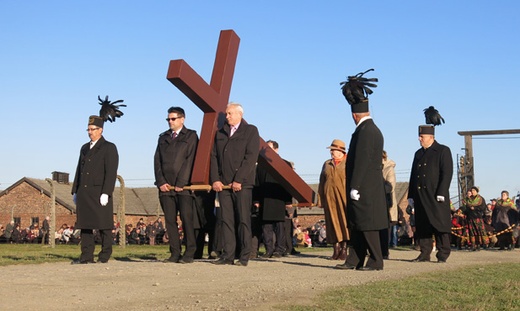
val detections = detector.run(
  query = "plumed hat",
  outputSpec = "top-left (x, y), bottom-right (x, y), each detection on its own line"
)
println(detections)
top-left (340, 68), bottom-right (378, 113)
top-left (419, 106), bottom-right (444, 135)
top-left (87, 95), bottom-right (126, 128)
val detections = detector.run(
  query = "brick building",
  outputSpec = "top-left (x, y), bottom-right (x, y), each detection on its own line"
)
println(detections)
top-left (0, 173), bottom-right (409, 237)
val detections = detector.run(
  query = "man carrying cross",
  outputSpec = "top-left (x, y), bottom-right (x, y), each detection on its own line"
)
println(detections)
top-left (210, 102), bottom-right (260, 266)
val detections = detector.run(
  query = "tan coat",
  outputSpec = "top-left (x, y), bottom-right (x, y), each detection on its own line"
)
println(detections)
top-left (383, 158), bottom-right (398, 222)
top-left (318, 156), bottom-right (349, 243)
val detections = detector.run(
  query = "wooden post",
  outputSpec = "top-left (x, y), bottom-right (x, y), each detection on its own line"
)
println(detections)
top-left (45, 178), bottom-right (56, 249)
top-left (116, 175), bottom-right (126, 248)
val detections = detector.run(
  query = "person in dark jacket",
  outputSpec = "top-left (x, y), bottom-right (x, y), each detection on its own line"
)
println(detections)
top-left (408, 117), bottom-right (453, 263)
top-left (210, 102), bottom-right (260, 266)
top-left (154, 106), bottom-right (198, 263)
top-left (254, 140), bottom-right (293, 258)
top-left (336, 69), bottom-right (388, 271)
top-left (71, 115), bottom-right (119, 264)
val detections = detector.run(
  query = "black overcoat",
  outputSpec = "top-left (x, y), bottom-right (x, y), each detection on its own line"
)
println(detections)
top-left (346, 118), bottom-right (388, 231)
top-left (154, 126), bottom-right (198, 196)
top-left (408, 140), bottom-right (453, 233)
top-left (210, 120), bottom-right (260, 188)
top-left (72, 136), bottom-right (118, 230)
top-left (254, 160), bottom-right (293, 222)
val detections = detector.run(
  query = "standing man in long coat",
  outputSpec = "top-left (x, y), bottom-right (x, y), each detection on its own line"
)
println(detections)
top-left (254, 140), bottom-right (293, 258)
top-left (336, 69), bottom-right (388, 271)
top-left (408, 107), bottom-right (453, 263)
top-left (154, 106), bottom-right (199, 263)
top-left (211, 102), bottom-right (260, 266)
top-left (71, 114), bottom-right (119, 264)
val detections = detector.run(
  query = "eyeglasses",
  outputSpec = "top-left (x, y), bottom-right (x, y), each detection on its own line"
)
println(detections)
top-left (86, 128), bottom-right (101, 132)
top-left (166, 117), bottom-right (182, 122)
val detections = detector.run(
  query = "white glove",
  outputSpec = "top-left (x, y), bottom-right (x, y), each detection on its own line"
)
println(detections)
top-left (436, 195), bottom-right (445, 202)
top-left (100, 194), bottom-right (109, 206)
top-left (73, 194), bottom-right (77, 205)
top-left (350, 189), bottom-right (360, 201)
top-left (407, 198), bottom-right (414, 208)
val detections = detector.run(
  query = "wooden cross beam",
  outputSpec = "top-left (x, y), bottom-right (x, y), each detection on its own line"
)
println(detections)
top-left (166, 29), bottom-right (315, 206)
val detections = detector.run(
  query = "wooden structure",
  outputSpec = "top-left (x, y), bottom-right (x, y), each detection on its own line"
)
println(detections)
top-left (457, 129), bottom-right (520, 198)
top-left (166, 29), bottom-right (315, 206)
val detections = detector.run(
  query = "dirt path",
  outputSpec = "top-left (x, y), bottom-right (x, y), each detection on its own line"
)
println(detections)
top-left (2, 248), bottom-right (519, 310)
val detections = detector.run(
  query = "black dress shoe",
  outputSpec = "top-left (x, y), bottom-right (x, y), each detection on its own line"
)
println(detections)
top-left (272, 252), bottom-right (282, 258)
top-left (291, 250), bottom-right (301, 255)
top-left (235, 260), bottom-right (248, 267)
top-left (179, 258), bottom-right (194, 264)
top-left (213, 258), bottom-right (234, 265)
top-left (71, 259), bottom-right (95, 265)
top-left (335, 263), bottom-right (356, 270)
top-left (437, 259), bottom-right (447, 263)
top-left (97, 259), bottom-right (109, 263)
top-left (357, 266), bottom-right (383, 271)
top-left (411, 257), bottom-right (430, 262)
top-left (261, 253), bottom-right (272, 259)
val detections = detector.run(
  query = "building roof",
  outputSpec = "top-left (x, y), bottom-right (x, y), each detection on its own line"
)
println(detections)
top-left (0, 177), bottom-right (409, 217)
top-left (0, 177), bottom-right (161, 216)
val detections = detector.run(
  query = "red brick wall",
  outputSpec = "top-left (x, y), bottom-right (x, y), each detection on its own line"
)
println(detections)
top-left (0, 183), bottom-right (75, 229)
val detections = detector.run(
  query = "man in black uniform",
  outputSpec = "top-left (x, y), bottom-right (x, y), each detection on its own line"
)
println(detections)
top-left (336, 69), bottom-right (388, 271)
top-left (408, 107), bottom-right (453, 263)
top-left (154, 106), bottom-right (198, 263)
top-left (71, 113), bottom-right (119, 264)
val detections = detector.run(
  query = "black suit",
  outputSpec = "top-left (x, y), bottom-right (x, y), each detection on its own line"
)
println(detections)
top-left (154, 126), bottom-right (198, 260)
top-left (408, 140), bottom-right (453, 261)
top-left (72, 136), bottom-right (118, 262)
top-left (345, 118), bottom-right (387, 270)
top-left (210, 120), bottom-right (260, 262)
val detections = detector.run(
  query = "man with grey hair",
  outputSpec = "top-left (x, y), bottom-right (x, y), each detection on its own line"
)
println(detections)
top-left (211, 102), bottom-right (260, 266)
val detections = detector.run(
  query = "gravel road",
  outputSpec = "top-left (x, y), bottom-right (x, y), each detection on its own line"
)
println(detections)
top-left (2, 248), bottom-right (519, 310)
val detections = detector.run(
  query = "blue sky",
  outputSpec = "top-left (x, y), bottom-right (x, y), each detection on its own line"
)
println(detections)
top-left (1, 1), bottom-right (519, 205)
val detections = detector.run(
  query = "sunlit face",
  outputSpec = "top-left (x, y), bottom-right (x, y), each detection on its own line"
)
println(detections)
top-left (167, 112), bottom-right (184, 132)
top-left (87, 126), bottom-right (103, 141)
top-left (226, 106), bottom-right (243, 126)
top-left (501, 192), bottom-right (509, 200)
top-left (330, 149), bottom-right (345, 160)
top-left (419, 134), bottom-right (434, 148)
top-left (471, 188), bottom-right (478, 196)
top-left (467, 190), bottom-right (472, 197)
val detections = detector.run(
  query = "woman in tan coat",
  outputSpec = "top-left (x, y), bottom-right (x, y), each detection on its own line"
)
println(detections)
top-left (318, 139), bottom-right (350, 260)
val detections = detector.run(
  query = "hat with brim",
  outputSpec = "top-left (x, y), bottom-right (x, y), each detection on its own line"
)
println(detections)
top-left (326, 139), bottom-right (347, 153)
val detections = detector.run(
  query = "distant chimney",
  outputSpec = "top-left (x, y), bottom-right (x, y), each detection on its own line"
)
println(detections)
top-left (51, 171), bottom-right (69, 184)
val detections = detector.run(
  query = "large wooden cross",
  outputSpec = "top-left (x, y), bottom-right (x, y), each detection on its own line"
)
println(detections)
top-left (166, 29), bottom-right (315, 206)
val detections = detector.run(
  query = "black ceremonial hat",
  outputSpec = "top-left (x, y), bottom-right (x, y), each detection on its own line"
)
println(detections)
top-left (419, 106), bottom-right (445, 135)
top-left (340, 69), bottom-right (378, 113)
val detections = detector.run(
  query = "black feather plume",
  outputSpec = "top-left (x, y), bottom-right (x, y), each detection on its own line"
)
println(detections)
top-left (424, 106), bottom-right (444, 126)
top-left (340, 68), bottom-right (378, 105)
top-left (98, 95), bottom-right (126, 123)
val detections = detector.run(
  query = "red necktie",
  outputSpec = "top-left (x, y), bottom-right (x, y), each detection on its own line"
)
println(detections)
top-left (171, 132), bottom-right (177, 139)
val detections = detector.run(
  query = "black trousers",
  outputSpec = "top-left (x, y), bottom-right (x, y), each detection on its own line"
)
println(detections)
top-left (284, 218), bottom-right (295, 254)
top-left (346, 230), bottom-right (383, 269)
top-left (160, 194), bottom-right (196, 259)
top-left (416, 225), bottom-right (451, 261)
top-left (217, 189), bottom-right (253, 262)
top-left (262, 220), bottom-right (286, 255)
top-left (80, 229), bottom-right (112, 262)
